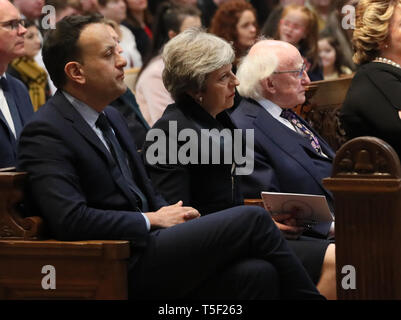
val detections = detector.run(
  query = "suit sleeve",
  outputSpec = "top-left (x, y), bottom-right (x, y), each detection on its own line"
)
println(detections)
top-left (240, 147), bottom-right (281, 198)
top-left (17, 120), bottom-right (149, 245)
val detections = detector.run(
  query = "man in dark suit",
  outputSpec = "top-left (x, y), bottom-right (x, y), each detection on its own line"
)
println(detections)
top-left (17, 15), bottom-right (323, 299)
top-left (232, 40), bottom-right (335, 239)
top-left (0, 0), bottom-right (34, 168)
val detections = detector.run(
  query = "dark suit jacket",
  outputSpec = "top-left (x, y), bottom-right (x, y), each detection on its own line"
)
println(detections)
top-left (110, 88), bottom-right (150, 150)
top-left (17, 91), bottom-right (167, 249)
top-left (0, 73), bottom-right (34, 168)
top-left (143, 95), bottom-right (243, 215)
top-left (341, 62), bottom-right (401, 160)
top-left (231, 98), bottom-right (335, 237)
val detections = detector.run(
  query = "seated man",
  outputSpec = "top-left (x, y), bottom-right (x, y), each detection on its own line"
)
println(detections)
top-left (231, 40), bottom-right (335, 239)
top-left (0, 0), bottom-right (34, 168)
top-left (17, 14), bottom-right (323, 300)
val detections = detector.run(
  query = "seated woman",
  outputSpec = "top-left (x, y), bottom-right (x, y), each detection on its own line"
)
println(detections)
top-left (135, 2), bottom-right (201, 126)
top-left (123, 0), bottom-right (153, 59)
top-left (143, 28), bottom-right (336, 299)
top-left (7, 21), bottom-right (49, 111)
top-left (341, 0), bottom-right (401, 159)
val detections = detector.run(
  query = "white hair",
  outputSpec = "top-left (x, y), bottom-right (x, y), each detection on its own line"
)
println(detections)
top-left (236, 51), bottom-right (278, 100)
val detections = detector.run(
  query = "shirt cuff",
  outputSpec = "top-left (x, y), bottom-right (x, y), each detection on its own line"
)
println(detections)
top-left (141, 212), bottom-right (151, 231)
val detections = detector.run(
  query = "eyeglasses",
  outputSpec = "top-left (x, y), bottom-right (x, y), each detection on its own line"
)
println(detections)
top-left (273, 62), bottom-right (307, 78)
top-left (0, 19), bottom-right (26, 31)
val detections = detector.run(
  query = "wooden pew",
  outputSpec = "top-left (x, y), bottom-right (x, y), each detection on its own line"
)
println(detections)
top-left (246, 136), bottom-right (401, 299)
top-left (323, 136), bottom-right (401, 299)
top-left (294, 75), bottom-right (354, 151)
top-left (0, 169), bottom-right (130, 299)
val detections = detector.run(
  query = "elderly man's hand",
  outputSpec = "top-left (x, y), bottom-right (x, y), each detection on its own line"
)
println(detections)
top-left (272, 213), bottom-right (305, 240)
top-left (145, 201), bottom-right (201, 229)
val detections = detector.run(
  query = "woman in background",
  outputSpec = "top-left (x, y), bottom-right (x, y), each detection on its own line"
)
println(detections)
top-left (123, 0), bottom-right (153, 59)
top-left (7, 21), bottom-right (49, 111)
top-left (209, 0), bottom-right (258, 69)
top-left (341, 0), bottom-right (401, 159)
top-left (277, 4), bottom-right (323, 80)
top-left (135, 2), bottom-right (201, 126)
top-left (318, 34), bottom-right (353, 80)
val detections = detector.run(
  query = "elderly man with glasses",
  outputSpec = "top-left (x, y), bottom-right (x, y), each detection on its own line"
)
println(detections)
top-left (0, 0), bottom-right (34, 168)
top-left (231, 40), bottom-right (336, 298)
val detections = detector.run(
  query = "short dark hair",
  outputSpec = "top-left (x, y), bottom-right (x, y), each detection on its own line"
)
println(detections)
top-left (42, 14), bottom-right (104, 89)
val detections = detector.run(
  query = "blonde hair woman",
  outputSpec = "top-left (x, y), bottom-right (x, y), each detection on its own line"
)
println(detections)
top-left (341, 0), bottom-right (401, 158)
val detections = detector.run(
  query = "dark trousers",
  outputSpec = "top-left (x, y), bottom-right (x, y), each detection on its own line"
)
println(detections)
top-left (128, 206), bottom-right (324, 300)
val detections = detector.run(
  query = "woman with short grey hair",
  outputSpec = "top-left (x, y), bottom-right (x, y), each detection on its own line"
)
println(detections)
top-left (162, 27), bottom-right (236, 104)
top-left (144, 27), bottom-right (242, 213)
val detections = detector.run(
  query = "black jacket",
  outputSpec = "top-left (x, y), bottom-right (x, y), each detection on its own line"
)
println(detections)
top-left (341, 62), bottom-right (401, 159)
top-left (143, 95), bottom-right (243, 215)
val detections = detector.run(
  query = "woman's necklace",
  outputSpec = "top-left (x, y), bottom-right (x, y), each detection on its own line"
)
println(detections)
top-left (373, 57), bottom-right (401, 69)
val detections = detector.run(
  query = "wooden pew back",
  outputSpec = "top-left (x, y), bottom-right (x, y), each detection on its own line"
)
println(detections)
top-left (0, 169), bottom-right (130, 299)
top-left (323, 136), bottom-right (401, 299)
top-left (295, 75), bottom-right (354, 151)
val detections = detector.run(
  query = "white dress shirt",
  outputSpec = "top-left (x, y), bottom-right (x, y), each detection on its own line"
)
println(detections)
top-left (0, 74), bottom-right (16, 138)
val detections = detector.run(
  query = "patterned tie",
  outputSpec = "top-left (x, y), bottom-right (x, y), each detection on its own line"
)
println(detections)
top-left (96, 113), bottom-right (149, 211)
top-left (0, 77), bottom-right (23, 137)
top-left (280, 108), bottom-right (322, 155)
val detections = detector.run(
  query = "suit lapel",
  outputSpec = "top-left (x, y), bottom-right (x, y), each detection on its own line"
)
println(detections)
top-left (250, 101), bottom-right (332, 191)
top-left (53, 92), bottom-right (139, 208)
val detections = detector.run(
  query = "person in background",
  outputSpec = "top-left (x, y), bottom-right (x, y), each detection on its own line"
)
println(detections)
top-left (78, 0), bottom-right (99, 14)
top-left (322, 0), bottom-right (358, 72)
top-left (261, 0), bottom-right (306, 38)
top-left (306, 0), bottom-right (330, 31)
top-left (0, 0), bottom-right (34, 168)
top-left (123, 0), bottom-right (153, 59)
top-left (318, 33), bottom-right (353, 80)
top-left (209, 0), bottom-right (258, 69)
top-left (7, 20), bottom-right (49, 111)
top-left (98, 0), bottom-right (142, 68)
top-left (13, 0), bottom-right (45, 23)
top-left (341, 0), bottom-right (401, 160)
top-left (276, 4), bottom-right (322, 81)
top-left (135, 2), bottom-right (201, 126)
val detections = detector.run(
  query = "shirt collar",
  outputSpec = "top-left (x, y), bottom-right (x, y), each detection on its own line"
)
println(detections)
top-left (256, 98), bottom-right (284, 118)
top-left (62, 91), bottom-right (101, 128)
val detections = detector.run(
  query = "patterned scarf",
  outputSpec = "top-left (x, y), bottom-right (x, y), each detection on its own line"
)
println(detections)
top-left (10, 57), bottom-right (47, 111)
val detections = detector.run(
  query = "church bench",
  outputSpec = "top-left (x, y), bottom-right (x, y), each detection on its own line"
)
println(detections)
top-left (0, 169), bottom-right (130, 299)
top-left (323, 136), bottom-right (401, 299)
top-left (246, 136), bottom-right (401, 299)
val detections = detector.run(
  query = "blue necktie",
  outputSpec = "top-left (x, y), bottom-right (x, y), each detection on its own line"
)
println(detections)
top-left (280, 108), bottom-right (322, 155)
top-left (0, 77), bottom-right (23, 137)
top-left (96, 113), bottom-right (149, 211)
